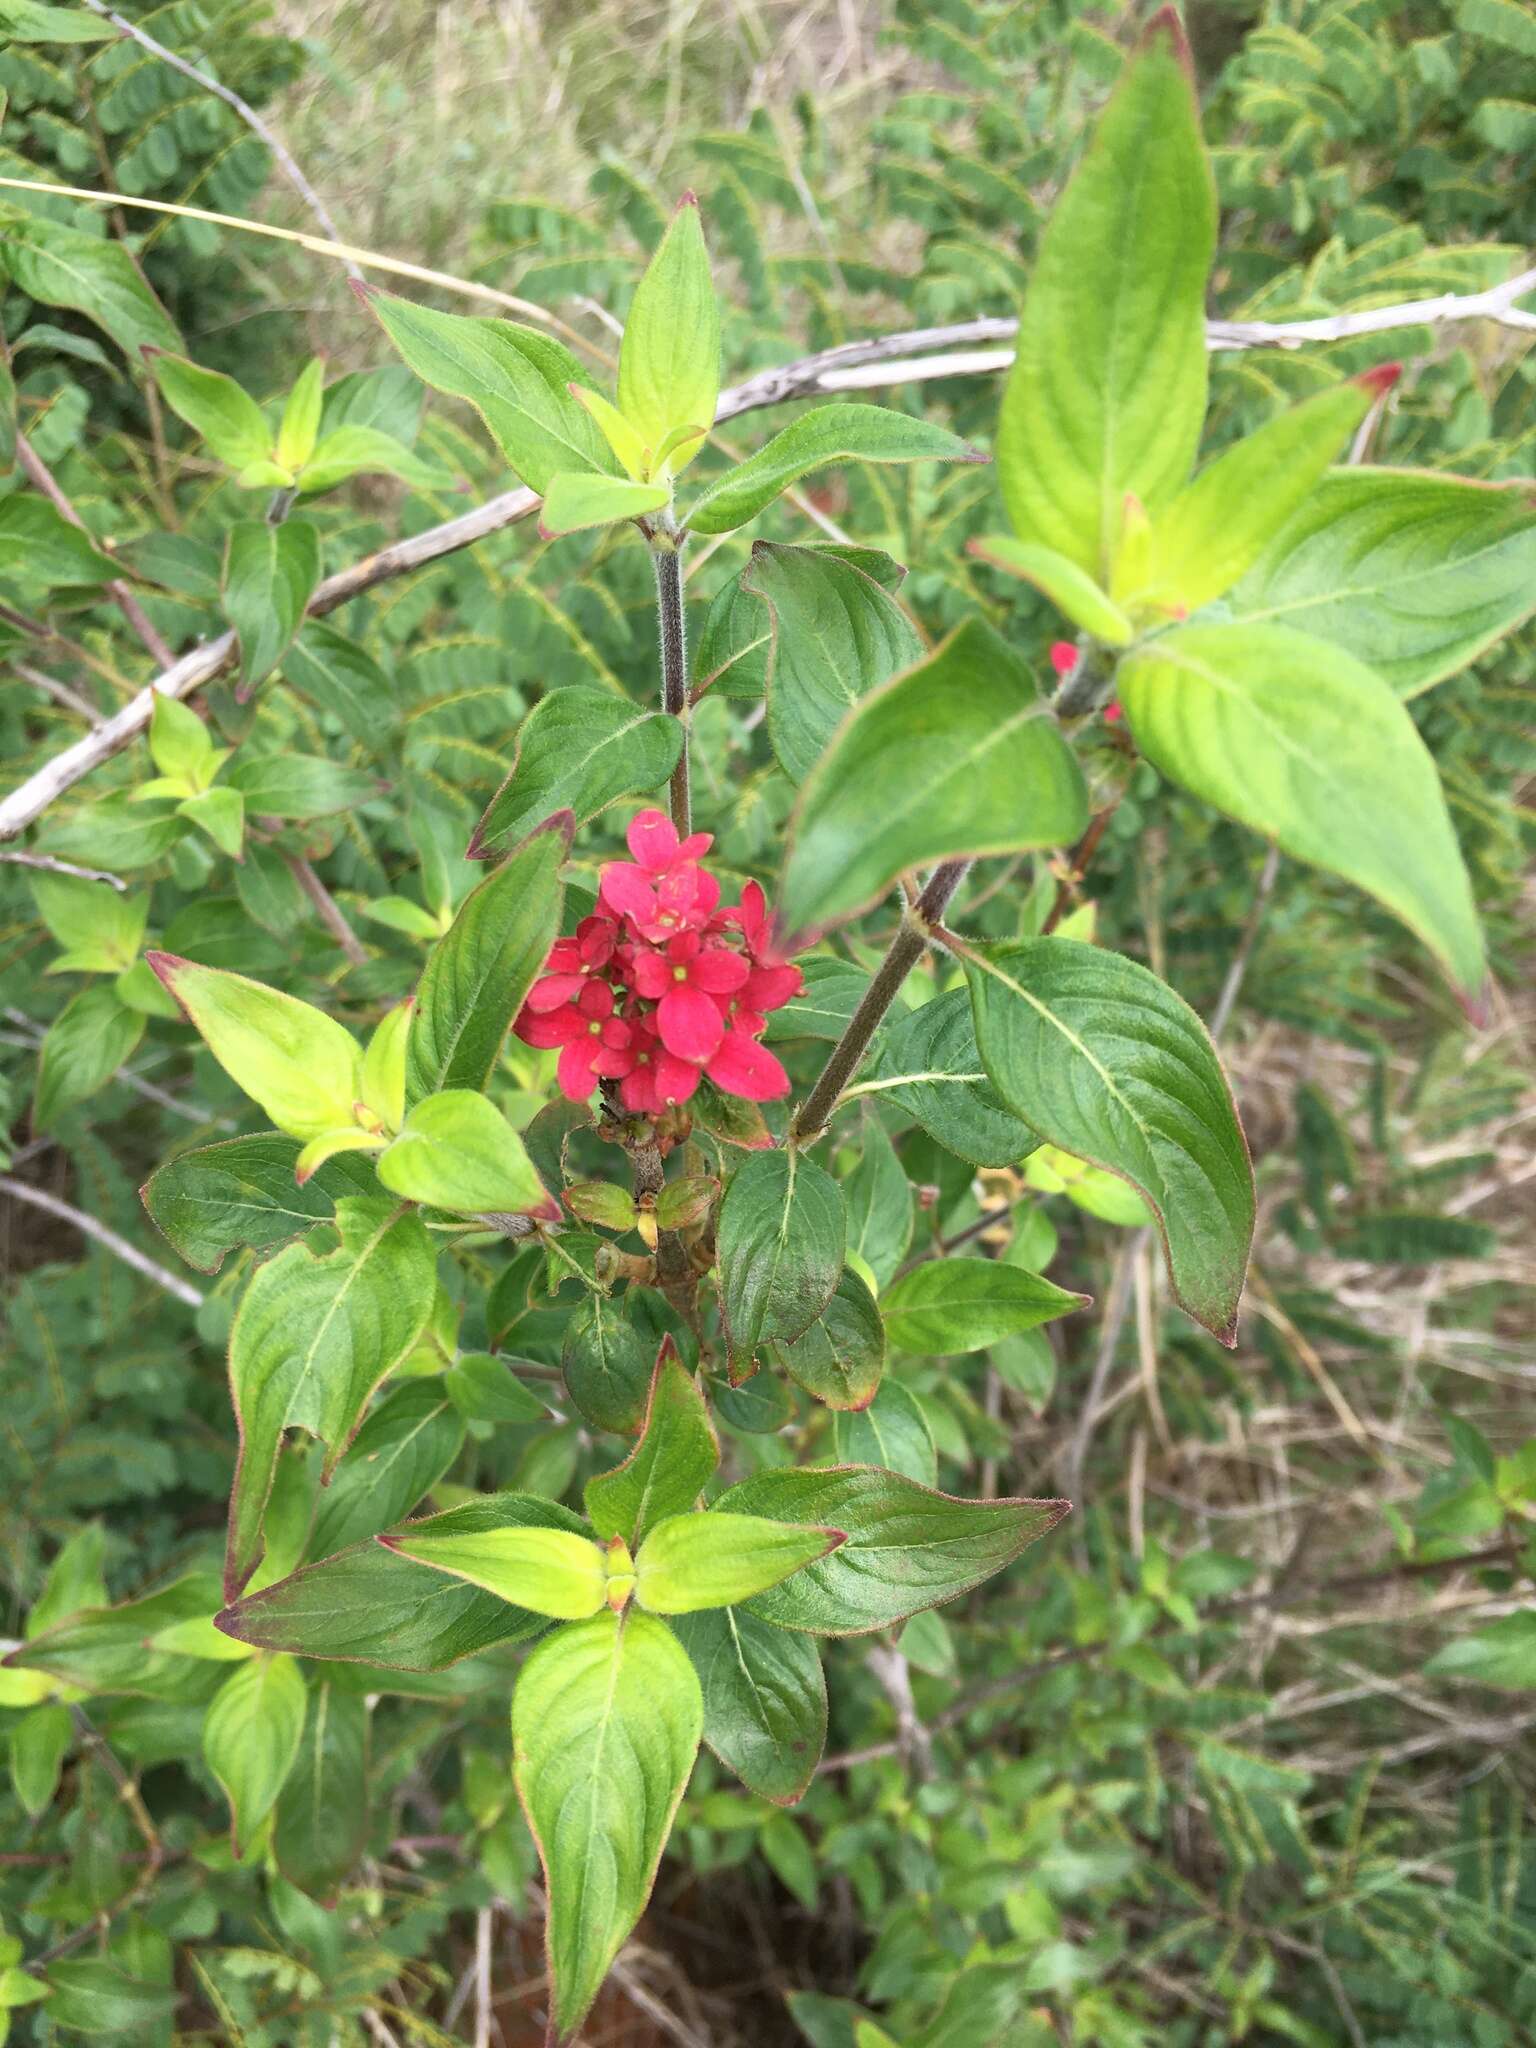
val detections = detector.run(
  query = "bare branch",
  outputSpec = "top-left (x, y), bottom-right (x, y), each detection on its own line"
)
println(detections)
top-left (16, 436), bottom-right (175, 667)
top-left (0, 1173), bottom-right (205, 1306)
top-left (77, 0), bottom-right (364, 284)
top-left (283, 852), bottom-right (370, 967)
top-left (7, 255), bottom-right (1534, 842)
top-left (0, 849), bottom-right (128, 890)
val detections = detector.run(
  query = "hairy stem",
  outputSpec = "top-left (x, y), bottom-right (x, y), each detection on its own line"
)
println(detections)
top-left (791, 859), bottom-right (970, 1145)
top-left (652, 540), bottom-right (691, 834)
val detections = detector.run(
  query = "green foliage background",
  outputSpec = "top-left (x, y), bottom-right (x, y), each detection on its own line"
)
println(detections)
top-left (1, 1), bottom-right (1534, 2042)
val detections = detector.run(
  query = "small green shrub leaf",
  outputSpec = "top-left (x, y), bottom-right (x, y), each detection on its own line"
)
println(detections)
top-left (962, 937), bottom-right (1256, 1341)
top-left (716, 1467), bottom-right (1069, 1633)
top-left (777, 618), bottom-right (1087, 939)
top-left (468, 691), bottom-right (682, 859)
top-left (717, 1149), bottom-right (846, 1374)
top-left (514, 1609), bottom-right (702, 2042)
top-left (635, 1512), bottom-right (845, 1614)
top-left (1117, 622), bottom-right (1486, 996)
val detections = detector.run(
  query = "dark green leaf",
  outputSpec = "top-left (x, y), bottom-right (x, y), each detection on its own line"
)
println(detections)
top-left (273, 1682), bottom-right (368, 1898)
top-left (765, 1267), bottom-right (885, 1412)
top-left (962, 937), bottom-right (1255, 1341)
top-left (141, 1133), bottom-right (382, 1276)
top-left (221, 519), bottom-right (321, 693)
top-left (406, 819), bottom-right (568, 1102)
top-left (717, 1149), bottom-right (845, 1374)
top-left (880, 1256), bottom-right (1086, 1355)
top-left (468, 690), bottom-right (682, 860)
top-left (585, 1341), bottom-right (719, 1545)
top-left (716, 1467), bottom-right (1069, 1634)
top-left (877, 988), bottom-right (1038, 1168)
top-left (778, 618), bottom-right (1087, 939)
top-left (673, 1605), bottom-right (827, 1803)
top-left (562, 1293), bottom-right (653, 1432)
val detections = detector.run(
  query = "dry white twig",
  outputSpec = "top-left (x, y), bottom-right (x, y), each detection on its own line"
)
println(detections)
top-left (5, 258), bottom-right (1533, 842)
top-left (0, 1173), bottom-right (205, 1306)
top-left (77, 0), bottom-right (363, 283)
top-left (0, 849), bottom-right (127, 890)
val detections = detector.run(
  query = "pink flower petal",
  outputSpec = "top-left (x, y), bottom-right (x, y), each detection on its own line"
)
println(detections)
top-left (556, 1038), bottom-right (599, 1100)
top-left (691, 945), bottom-right (750, 995)
top-left (525, 972), bottom-right (584, 1013)
top-left (599, 861), bottom-right (658, 923)
top-left (744, 963), bottom-right (802, 1012)
top-left (652, 1050), bottom-right (703, 1107)
top-left (628, 809), bottom-right (679, 871)
top-left (707, 1029), bottom-right (789, 1101)
top-left (657, 984), bottom-right (725, 1063)
top-left (628, 948), bottom-right (674, 1000)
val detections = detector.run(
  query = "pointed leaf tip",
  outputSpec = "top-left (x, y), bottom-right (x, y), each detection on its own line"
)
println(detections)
top-left (1355, 361), bottom-right (1402, 396)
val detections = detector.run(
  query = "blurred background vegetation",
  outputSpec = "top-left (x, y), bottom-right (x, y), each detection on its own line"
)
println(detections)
top-left (2, 1), bottom-right (1534, 2043)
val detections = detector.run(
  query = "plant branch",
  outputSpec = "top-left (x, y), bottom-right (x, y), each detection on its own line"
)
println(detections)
top-left (0, 1174), bottom-right (204, 1306)
top-left (15, 435), bottom-right (175, 667)
top-left (791, 860), bottom-right (970, 1145)
top-left (282, 851), bottom-right (370, 967)
top-left (652, 541), bottom-right (691, 834)
top-left (14, 252), bottom-right (1535, 844)
top-left (0, 849), bottom-right (127, 889)
top-left (79, 0), bottom-right (363, 281)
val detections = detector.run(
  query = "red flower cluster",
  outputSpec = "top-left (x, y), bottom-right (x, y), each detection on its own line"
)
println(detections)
top-left (515, 810), bottom-right (803, 1114)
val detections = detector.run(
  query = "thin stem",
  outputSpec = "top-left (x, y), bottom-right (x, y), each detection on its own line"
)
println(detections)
top-left (282, 851), bottom-right (369, 967)
top-left (0, 849), bottom-right (127, 890)
top-left (652, 541), bottom-right (690, 834)
top-left (791, 859), bottom-right (970, 1145)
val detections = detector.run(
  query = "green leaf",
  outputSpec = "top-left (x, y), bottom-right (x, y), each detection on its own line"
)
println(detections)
top-left (9, 1702), bottom-right (70, 1819)
top-left (1117, 622), bottom-right (1486, 996)
top-left (765, 1266), bottom-right (885, 1411)
top-left (147, 954), bottom-right (363, 1141)
top-left (513, 1609), bottom-right (702, 2042)
top-left (996, 11), bottom-right (1215, 580)
top-left (538, 470), bottom-right (670, 536)
top-left (141, 1133), bottom-right (380, 1274)
top-left (880, 1256), bottom-right (1086, 1355)
top-left (308, 1381), bottom-right (465, 1558)
top-left (175, 787), bottom-right (244, 859)
top-left (572, 381), bottom-right (651, 479)
top-left (467, 691), bottom-right (682, 860)
top-left (778, 618), bottom-right (1087, 940)
top-left (585, 1342), bottom-right (719, 1546)
top-left (145, 350), bottom-right (272, 474)
top-left (30, 870), bottom-right (146, 975)
top-left (716, 1467), bottom-right (1069, 1634)
top-left (843, 1123), bottom-right (912, 1290)
top-left (961, 937), bottom-right (1254, 1340)
top-left (742, 540), bottom-right (924, 783)
top-left (717, 1149), bottom-right (845, 1374)
top-left (273, 1681), bottom-right (368, 1899)
top-left (222, 519), bottom-right (322, 692)
top-left (688, 403), bottom-right (982, 536)
top-left (297, 424), bottom-right (453, 495)
top-left (673, 1605), bottom-right (826, 1804)
top-left (444, 1352), bottom-right (549, 1426)
top-left (225, 1196), bottom-right (437, 1595)
top-left (366, 291), bottom-right (612, 493)
top-left (202, 1651), bottom-right (306, 1854)
top-left (617, 192), bottom-right (720, 477)
top-left (833, 1380), bottom-right (936, 1484)
top-left (968, 536), bottom-right (1135, 644)
top-left (0, 0), bottom-right (115, 39)
top-left (39, 1961), bottom-right (176, 2036)
top-left (32, 983), bottom-right (144, 1130)
top-left (562, 1294), bottom-right (653, 1433)
top-left (148, 692), bottom-right (221, 789)
top-left (1224, 466), bottom-right (1536, 698)
top-left (383, 1522), bottom-right (608, 1619)
top-left (4, 217), bottom-right (181, 357)
top-left (1132, 376), bottom-right (1378, 616)
top-left (219, 1493), bottom-right (588, 1669)
top-left (222, 753), bottom-right (377, 819)
top-left (876, 987), bottom-right (1039, 1168)
top-left (1425, 1614), bottom-right (1536, 1689)
top-left (635, 1512), bottom-right (845, 1614)
top-left (377, 1089), bottom-right (551, 1217)
top-left (0, 496), bottom-right (120, 591)
top-left (276, 358), bottom-right (325, 474)
top-left (406, 819), bottom-right (567, 1102)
